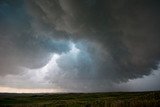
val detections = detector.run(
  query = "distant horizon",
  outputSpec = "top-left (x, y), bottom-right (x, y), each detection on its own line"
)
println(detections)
top-left (1, 90), bottom-right (160, 94)
top-left (0, 86), bottom-right (160, 94)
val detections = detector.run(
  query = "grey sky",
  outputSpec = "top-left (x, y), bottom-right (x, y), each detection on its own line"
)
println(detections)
top-left (0, 0), bottom-right (160, 92)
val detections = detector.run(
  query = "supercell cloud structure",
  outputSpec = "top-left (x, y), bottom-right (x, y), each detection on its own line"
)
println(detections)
top-left (0, 0), bottom-right (160, 92)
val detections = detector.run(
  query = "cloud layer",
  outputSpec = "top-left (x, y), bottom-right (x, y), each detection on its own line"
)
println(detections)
top-left (0, 0), bottom-right (160, 91)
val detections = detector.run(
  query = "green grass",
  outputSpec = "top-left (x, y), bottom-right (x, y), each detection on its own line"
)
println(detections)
top-left (0, 91), bottom-right (160, 107)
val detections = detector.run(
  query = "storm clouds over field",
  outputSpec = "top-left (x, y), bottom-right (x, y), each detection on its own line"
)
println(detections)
top-left (0, 0), bottom-right (160, 92)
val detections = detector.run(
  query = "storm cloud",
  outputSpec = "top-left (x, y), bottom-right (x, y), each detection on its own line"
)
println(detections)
top-left (0, 0), bottom-right (160, 92)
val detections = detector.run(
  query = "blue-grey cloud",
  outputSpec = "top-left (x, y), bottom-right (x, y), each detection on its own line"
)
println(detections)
top-left (0, 0), bottom-right (160, 91)
top-left (0, 0), bottom-right (70, 75)
top-left (28, 0), bottom-right (160, 91)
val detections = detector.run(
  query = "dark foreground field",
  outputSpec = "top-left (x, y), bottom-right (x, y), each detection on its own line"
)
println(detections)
top-left (0, 91), bottom-right (160, 107)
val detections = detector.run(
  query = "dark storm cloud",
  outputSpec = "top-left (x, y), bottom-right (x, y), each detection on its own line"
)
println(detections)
top-left (27, 0), bottom-right (160, 84)
top-left (0, 0), bottom-right (160, 91)
top-left (0, 0), bottom-right (70, 75)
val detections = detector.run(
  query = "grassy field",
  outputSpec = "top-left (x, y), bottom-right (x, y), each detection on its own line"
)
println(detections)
top-left (0, 91), bottom-right (160, 107)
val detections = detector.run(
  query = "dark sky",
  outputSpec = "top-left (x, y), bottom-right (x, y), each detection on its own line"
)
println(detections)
top-left (0, 0), bottom-right (160, 92)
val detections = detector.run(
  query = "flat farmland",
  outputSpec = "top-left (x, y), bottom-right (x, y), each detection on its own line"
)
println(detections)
top-left (0, 91), bottom-right (160, 107)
